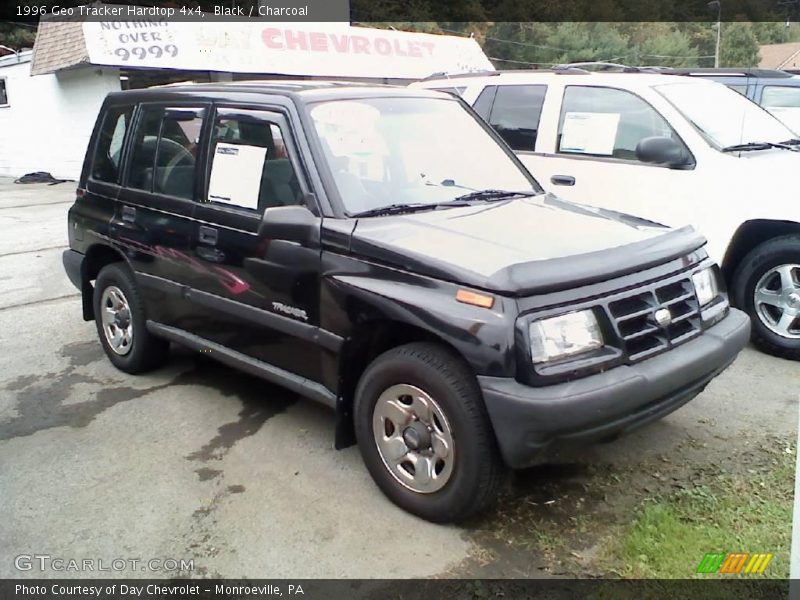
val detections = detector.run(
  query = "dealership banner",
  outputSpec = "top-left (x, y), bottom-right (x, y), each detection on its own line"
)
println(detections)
top-left (81, 20), bottom-right (494, 79)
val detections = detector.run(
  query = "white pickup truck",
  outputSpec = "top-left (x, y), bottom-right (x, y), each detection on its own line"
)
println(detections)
top-left (414, 69), bottom-right (800, 360)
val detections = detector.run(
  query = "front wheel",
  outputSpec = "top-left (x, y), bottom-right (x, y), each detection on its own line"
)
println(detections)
top-left (354, 342), bottom-right (505, 522)
top-left (732, 235), bottom-right (800, 360)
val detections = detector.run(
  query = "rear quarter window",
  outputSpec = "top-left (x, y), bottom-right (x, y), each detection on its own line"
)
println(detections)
top-left (91, 106), bottom-right (133, 184)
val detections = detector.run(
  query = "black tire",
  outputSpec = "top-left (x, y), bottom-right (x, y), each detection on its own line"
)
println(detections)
top-left (93, 262), bottom-right (170, 373)
top-left (354, 342), bottom-right (505, 522)
top-left (731, 235), bottom-right (800, 361)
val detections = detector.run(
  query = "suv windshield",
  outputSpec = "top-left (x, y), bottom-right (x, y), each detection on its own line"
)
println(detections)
top-left (309, 97), bottom-right (539, 215)
top-left (654, 81), bottom-right (795, 151)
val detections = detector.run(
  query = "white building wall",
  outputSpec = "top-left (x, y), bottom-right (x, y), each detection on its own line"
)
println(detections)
top-left (0, 61), bottom-right (120, 180)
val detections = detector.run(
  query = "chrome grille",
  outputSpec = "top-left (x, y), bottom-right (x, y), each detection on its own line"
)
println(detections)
top-left (608, 276), bottom-right (701, 363)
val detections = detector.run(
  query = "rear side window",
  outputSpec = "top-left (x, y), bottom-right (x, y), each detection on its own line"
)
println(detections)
top-left (206, 108), bottom-right (303, 212)
top-left (557, 86), bottom-right (682, 162)
top-left (727, 84), bottom-right (748, 95)
top-left (0, 78), bottom-right (8, 106)
top-left (92, 106), bottom-right (133, 183)
top-left (127, 107), bottom-right (204, 200)
top-left (487, 85), bottom-right (547, 151)
top-left (472, 85), bottom-right (497, 120)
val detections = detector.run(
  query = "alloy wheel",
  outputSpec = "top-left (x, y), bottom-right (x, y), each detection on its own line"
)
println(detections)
top-left (754, 264), bottom-right (800, 339)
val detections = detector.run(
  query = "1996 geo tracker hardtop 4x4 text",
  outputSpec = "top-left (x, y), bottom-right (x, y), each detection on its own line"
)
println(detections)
top-left (62, 82), bottom-right (750, 522)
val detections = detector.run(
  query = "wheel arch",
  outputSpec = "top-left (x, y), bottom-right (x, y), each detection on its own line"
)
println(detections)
top-left (334, 319), bottom-right (474, 450)
top-left (722, 219), bottom-right (800, 294)
top-left (80, 243), bottom-right (129, 321)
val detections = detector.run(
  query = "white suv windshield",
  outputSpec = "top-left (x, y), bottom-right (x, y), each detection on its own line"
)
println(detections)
top-left (309, 97), bottom-right (537, 215)
top-left (655, 81), bottom-right (795, 150)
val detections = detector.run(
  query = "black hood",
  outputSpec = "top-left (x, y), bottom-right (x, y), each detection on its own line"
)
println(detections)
top-left (347, 194), bottom-right (706, 296)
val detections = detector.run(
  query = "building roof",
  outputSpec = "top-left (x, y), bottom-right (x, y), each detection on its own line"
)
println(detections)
top-left (758, 42), bottom-right (800, 70)
top-left (30, 20), bottom-right (89, 75)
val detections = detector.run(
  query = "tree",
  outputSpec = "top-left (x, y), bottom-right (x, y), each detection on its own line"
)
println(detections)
top-left (0, 24), bottom-right (36, 52)
top-left (720, 22), bottom-right (760, 67)
top-left (545, 22), bottom-right (630, 64)
top-left (635, 27), bottom-right (697, 67)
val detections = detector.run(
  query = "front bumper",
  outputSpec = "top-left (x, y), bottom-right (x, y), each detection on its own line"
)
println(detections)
top-left (479, 308), bottom-right (751, 469)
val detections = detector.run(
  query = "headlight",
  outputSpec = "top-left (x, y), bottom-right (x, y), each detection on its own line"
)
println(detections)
top-left (692, 267), bottom-right (719, 307)
top-left (529, 309), bottom-right (604, 364)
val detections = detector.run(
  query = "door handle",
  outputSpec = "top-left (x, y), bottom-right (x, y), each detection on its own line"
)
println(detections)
top-left (121, 206), bottom-right (136, 223)
top-left (198, 225), bottom-right (218, 246)
top-left (551, 175), bottom-right (576, 186)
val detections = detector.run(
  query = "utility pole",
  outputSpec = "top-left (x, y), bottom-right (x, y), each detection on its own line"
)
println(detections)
top-left (708, 1), bottom-right (722, 68)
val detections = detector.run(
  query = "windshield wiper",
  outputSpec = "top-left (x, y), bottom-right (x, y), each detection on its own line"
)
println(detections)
top-left (452, 189), bottom-right (540, 202)
top-left (349, 190), bottom-right (538, 218)
top-left (721, 141), bottom-right (797, 153)
top-left (349, 203), bottom-right (438, 218)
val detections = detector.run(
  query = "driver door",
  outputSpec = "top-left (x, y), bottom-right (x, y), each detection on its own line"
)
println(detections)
top-left (187, 106), bottom-right (325, 384)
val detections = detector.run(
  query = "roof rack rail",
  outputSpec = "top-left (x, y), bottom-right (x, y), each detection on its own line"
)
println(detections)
top-left (666, 67), bottom-right (793, 79)
top-left (553, 61), bottom-right (648, 73)
top-left (421, 70), bottom-right (499, 81)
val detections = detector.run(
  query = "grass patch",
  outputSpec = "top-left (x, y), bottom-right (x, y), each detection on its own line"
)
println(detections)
top-left (602, 441), bottom-right (795, 579)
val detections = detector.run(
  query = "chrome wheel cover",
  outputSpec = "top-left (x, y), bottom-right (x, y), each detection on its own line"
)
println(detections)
top-left (372, 383), bottom-right (455, 494)
top-left (100, 285), bottom-right (134, 355)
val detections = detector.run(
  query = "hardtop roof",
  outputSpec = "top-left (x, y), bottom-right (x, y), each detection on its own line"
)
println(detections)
top-left (106, 80), bottom-right (449, 105)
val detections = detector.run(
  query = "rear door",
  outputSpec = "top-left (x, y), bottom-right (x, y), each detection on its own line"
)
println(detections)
top-left (188, 105), bottom-right (325, 383)
top-left (114, 103), bottom-right (209, 328)
top-left (80, 103), bottom-right (134, 253)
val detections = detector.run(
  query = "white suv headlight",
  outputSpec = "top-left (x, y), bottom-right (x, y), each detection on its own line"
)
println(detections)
top-left (529, 310), bottom-right (604, 364)
top-left (692, 267), bottom-right (719, 307)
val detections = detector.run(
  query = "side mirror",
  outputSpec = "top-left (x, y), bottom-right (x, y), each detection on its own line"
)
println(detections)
top-left (635, 136), bottom-right (694, 169)
top-left (258, 202), bottom-right (318, 243)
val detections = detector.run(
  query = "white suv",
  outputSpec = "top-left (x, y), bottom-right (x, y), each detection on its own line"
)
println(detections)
top-left (413, 69), bottom-right (800, 360)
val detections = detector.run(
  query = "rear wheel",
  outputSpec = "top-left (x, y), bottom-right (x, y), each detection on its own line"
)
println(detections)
top-left (93, 263), bottom-right (170, 373)
top-left (354, 342), bottom-right (505, 522)
top-left (732, 235), bottom-right (800, 360)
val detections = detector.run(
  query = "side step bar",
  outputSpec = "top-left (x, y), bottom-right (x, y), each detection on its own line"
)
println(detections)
top-left (146, 321), bottom-right (336, 409)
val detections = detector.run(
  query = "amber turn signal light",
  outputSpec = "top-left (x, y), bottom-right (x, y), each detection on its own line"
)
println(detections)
top-left (456, 289), bottom-right (495, 309)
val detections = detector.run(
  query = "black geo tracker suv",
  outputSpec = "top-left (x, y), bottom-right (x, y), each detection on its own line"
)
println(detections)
top-left (63, 82), bottom-right (750, 521)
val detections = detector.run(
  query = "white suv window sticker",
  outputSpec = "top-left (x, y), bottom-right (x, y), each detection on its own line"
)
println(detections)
top-left (207, 142), bottom-right (268, 210)
top-left (560, 112), bottom-right (620, 155)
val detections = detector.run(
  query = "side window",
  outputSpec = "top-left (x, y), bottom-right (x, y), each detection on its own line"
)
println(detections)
top-left (557, 86), bottom-right (682, 162)
top-left (128, 108), bottom-right (164, 193)
top-left (127, 107), bottom-right (203, 200)
top-left (472, 85), bottom-right (497, 120)
top-left (488, 85), bottom-right (547, 151)
top-left (727, 84), bottom-right (748, 96)
top-left (207, 108), bottom-right (303, 212)
top-left (762, 86), bottom-right (800, 108)
top-left (761, 85), bottom-right (800, 133)
top-left (155, 113), bottom-right (203, 199)
top-left (92, 106), bottom-right (133, 183)
top-left (0, 78), bottom-right (8, 107)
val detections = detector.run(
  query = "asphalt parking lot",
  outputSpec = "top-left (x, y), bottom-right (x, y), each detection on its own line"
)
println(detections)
top-left (0, 177), bottom-right (797, 579)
